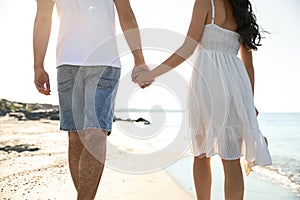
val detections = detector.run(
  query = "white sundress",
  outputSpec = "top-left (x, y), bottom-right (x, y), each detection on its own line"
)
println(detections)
top-left (188, 0), bottom-right (272, 167)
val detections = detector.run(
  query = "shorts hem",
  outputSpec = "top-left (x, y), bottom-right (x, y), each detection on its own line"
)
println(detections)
top-left (60, 127), bottom-right (111, 131)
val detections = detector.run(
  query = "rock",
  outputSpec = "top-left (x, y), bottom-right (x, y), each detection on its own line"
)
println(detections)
top-left (23, 111), bottom-right (43, 120)
top-left (50, 114), bottom-right (60, 120)
top-left (0, 144), bottom-right (40, 153)
top-left (135, 117), bottom-right (151, 125)
top-left (23, 109), bottom-right (59, 121)
top-left (113, 116), bottom-right (151, 125)
top-left (0, 110), bottom-right (9, 116)
top-left (8, 112), bottom-right (25, 120)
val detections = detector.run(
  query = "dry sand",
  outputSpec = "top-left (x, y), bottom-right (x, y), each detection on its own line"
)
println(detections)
top-left (0, 116), bottom-right (193, 200)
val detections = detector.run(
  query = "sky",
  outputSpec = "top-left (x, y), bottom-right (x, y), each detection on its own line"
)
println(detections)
top-left (0, 0), bottom-right (299, 112)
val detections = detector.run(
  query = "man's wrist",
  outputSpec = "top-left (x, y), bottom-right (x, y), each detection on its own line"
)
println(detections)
top-left (134, 59), bottom-right (145, 67)
top-left (132, 50), bottom-right (145, 66)
top-left (34, 64), bottom-right (45, 71)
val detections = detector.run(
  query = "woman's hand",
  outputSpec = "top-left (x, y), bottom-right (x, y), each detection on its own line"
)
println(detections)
top-left (134, 71), bottom-right (154, 89)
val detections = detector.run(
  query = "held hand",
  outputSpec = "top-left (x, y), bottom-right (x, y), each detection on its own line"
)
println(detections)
top-left (34, 68), bottom-right (51, 95)
top-left (131, 64), bottom-right (150, 83)
top-left (135, 71), bottom-right (154, 89)
top-left (131, 64), bottom-right (154, 88)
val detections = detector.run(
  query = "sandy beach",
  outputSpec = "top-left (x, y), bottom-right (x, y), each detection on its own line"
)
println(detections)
top-left (0, 115), bottom-right (299, 200)
top-left (0, 116), bottom-right (192, 200)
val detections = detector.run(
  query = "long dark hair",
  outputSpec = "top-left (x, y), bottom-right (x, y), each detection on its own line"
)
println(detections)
top-left (229, 0), bottom-right (261, 50)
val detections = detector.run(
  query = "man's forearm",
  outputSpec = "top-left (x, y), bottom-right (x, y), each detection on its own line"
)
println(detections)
top-left (33, 16), bottom-right (52, 70)
top-left (121, 22), bottom-right (145, 65)
top-left (116, 2), bottom-right (145, 66)
top-left (33, 1), bottom-right (54, 70)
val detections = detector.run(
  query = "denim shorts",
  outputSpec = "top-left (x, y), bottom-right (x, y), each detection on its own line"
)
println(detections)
top-left (57, 65), bottom-right (121, 133)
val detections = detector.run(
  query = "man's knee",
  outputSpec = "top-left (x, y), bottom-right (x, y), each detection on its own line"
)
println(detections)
top-left (82, 129), bottom-right (107, 150)
top-left (80, 129), bottom-right (107, 163)
top-left (83, 129), bottom-right (107, 144)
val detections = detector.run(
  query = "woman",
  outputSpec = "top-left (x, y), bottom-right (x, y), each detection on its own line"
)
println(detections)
top-left (134, 0), bottom-right (272, 199)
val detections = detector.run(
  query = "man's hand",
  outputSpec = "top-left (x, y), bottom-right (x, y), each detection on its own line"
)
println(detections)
top-left (131, 64), bottom-right (149, 82)
top-left (134, 70), bottom-right (154, 89)
top-left (131, 65), bottom-right (153, 88)
top-left (34, 68), bottom-right (51, 95)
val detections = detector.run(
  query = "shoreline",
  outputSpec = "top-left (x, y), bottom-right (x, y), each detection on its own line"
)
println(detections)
top-left (166, 156), bottom-right (300, 199)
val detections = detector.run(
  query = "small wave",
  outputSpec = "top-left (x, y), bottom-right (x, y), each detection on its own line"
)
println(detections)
top-left (254, 165), bottom-right (300, 195)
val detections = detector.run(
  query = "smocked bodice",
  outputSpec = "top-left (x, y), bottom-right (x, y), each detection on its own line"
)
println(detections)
top-left (200, 24), bottom-right (241, 55)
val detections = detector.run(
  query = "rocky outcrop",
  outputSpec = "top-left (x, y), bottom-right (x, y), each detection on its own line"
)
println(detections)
top-left (23, 110), bottom-right (59, 121)
top-left (1, 99), bottom-right (151, 124)
top-left (0, 99), bottom-right (59, 120)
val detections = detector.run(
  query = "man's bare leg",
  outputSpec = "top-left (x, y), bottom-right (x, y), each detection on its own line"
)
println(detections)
top-left (222, 159), bottom-right (244, 200)
top-left (193, 157), bottom-right (212, 200)
top-left (77, 129), bottom-right (107, 200)
top-left (68, 131), bottom-right (84, 191)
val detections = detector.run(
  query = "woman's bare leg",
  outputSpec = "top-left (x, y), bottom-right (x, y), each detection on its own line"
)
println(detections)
top-left (222, 159), bottom-right (244, 200)
top-left (193, 156), bottom-right (212, 200)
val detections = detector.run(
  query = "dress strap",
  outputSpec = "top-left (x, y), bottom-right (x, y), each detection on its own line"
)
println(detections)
top-left (210, 0), bottom-right (215, 24)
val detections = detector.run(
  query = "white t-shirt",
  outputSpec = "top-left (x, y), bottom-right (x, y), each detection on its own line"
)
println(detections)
top-left (52, 0), bottom-right (121, 68)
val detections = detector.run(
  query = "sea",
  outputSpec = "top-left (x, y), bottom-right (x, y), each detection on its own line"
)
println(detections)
top-left (114, 111), bottom-right (300, 199)
top-left (256, 113), bottom-right (300, 192)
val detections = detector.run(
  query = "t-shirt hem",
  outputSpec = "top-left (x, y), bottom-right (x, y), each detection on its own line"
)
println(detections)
top-left (56, 63), bottom-right (122, 69)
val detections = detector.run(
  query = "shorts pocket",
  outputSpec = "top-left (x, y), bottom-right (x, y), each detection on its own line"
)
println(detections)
top-left (57, 66), bottom-right (76, 92)
top-left (97, 67), bottom-right (120, 90)
top-left (58, 80), bottom-right (73, 92)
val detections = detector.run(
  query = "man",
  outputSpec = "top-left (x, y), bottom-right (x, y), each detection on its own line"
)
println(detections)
top-left (33, 0), bottom-right (149, 199)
